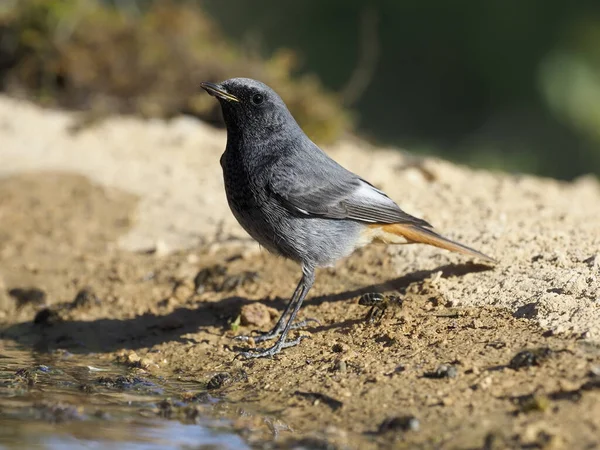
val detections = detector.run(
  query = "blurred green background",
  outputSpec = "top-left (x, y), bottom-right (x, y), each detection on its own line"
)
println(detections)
top-left (1, 0), bottom-right (599, 179)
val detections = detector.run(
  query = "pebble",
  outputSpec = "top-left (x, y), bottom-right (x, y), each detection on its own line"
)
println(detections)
top-left (186, 253), bottom-right (200, 264)
top-left (140, 357), bottom-right (159, 370)
top-left (127, 353), bottom-right (141, 365)
top-left (333, 359), bottom-right (347, 374)
top-left (71, 288), bottom-right (100, 308)
top-left (425, 364), bottom-right (458, 379)
top-left (173, 283), bottom-right (193, 301)
top-left (240, 303), bottom-right (272, 327)
top-left (151, 240), bottom-right (169, 257)
top-left (378, 415), bottom-right (420, 433)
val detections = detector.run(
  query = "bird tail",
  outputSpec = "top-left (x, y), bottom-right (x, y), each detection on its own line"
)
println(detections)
top-left (371, 223), bottom-right (497, 264)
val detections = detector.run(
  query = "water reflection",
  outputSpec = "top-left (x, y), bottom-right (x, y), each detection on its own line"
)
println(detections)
top-left (0, 342), bottom-right (250, 450)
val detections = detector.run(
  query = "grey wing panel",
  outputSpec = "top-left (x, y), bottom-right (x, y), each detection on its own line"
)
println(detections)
top-left (268, 154), bottom-right (431, 227)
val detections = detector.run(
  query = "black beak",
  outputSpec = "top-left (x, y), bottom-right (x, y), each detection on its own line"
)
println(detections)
top-left (200, 82), bottom-right (239, 103)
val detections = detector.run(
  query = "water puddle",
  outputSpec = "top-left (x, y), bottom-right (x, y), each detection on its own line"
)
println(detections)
top-left (0, 342), bottom-right (251, 449)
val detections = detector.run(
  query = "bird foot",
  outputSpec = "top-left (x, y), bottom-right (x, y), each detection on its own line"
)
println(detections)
top-left (234, 318), bottom-right (319, 343)
top-left (238, 335), bottom-right (309, 359)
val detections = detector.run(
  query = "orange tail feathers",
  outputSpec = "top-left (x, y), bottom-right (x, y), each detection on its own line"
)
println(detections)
top-left (375, 223), bottom-right (497, 264)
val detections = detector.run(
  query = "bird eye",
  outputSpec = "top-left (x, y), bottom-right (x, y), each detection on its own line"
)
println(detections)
top-left (251, 93), bottom-right (264, 105)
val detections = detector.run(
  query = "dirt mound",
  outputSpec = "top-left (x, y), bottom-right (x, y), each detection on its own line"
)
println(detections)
top-left (1, 95), bottom-right (599, 448)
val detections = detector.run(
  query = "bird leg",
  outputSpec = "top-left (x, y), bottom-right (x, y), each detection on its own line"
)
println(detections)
top-left (238, 267), bottom-right (315, 358)
top-left (234, 270), bottom-right (319, 343)
top-left (234, 289), bottom-right (297, 343)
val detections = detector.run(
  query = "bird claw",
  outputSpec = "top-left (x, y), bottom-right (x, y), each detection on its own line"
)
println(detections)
top-left (238, 335), bottom-right (310, 359)
top-left (292, 317), bottom-right (320, 328)
top-left (233, 318), bottom-right (319, 343)
top-left (233, 332), bottom-right (260, 342)
top-left (234, 330), bottom-right (278, 343)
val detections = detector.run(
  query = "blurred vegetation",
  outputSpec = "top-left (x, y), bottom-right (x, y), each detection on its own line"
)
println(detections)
top-left (1, 0), bottom-right (599, 179)
top-left (202, 0), bottom-right (600, 179)
top-left (0, 0), bottom-right (349, 143)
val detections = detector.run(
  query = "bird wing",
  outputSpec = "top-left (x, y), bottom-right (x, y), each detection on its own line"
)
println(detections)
top-left (268, 150), bottom-right (431, 227)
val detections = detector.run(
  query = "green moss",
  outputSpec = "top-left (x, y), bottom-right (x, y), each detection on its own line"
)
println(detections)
top-left (0, 0), bottom-right (350, 143)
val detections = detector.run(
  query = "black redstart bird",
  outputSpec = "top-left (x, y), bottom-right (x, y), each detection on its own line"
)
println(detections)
top-left (201, 78), bottom-right (495, 358)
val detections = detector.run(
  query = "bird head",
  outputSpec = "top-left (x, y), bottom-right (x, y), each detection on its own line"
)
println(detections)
top-left (201, 78), bottom-right (297, 137)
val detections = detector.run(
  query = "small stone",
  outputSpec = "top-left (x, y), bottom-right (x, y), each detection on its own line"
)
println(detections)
top-left (557, 379), bottom-right (579, 392)
top-left (471, 319), bottom-right (484, 329)
top-left (442, 396), bottom-right (454, 406)
top-left (127, 353), bottom-right (141, 364)
top-left (151, 240), bottom-right (169, 257)
top-left (580, 331), bottom-right (591, 340)
top-left (388, 364), bottom-right (406, 376)
top-left (207, 372), bottom-right (231, 390)
top-left (79, 384), bottom-right (95, 393)
top-left (266, 306), bottom-right (279, 319)
top-left (477, 376), bottom-right (493, 390)
top-left (583, 255), bottom-right (598, 268)
top-left (333, 359), bottom-right (347, 374)
top-left (186, 253), bottom-right (200, 264)
top-left (378, 415), bottom-right (420, 433)
top-left (240, 303), bottom-right (272, 327)
top-left (173, 283), bottom-right (193, 301)
top-left (424, 364), bottom-right (458, 379)
top-left (115, 351), bottom-right (143, 368)
top-left (157, 297), bottom-right (177, 309)
top-left (515, 394), bottom-right (550, 413)
top-left (140, 358), bottom-right (159, 370)
top-left (71, 288), bottom-right (100, 309)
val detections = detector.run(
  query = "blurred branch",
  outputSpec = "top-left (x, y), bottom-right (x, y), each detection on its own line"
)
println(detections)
top-left (340, 5), bottom-right (379, 107)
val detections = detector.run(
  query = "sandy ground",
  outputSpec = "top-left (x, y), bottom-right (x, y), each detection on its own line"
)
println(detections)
top-left (1, 94), bottom-right (600, 448)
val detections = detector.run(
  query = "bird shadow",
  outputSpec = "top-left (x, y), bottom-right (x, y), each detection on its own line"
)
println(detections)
top-left (308, 261), bottom-right (492, 308)
top-left (0, 262), bottom-right (492, 355)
